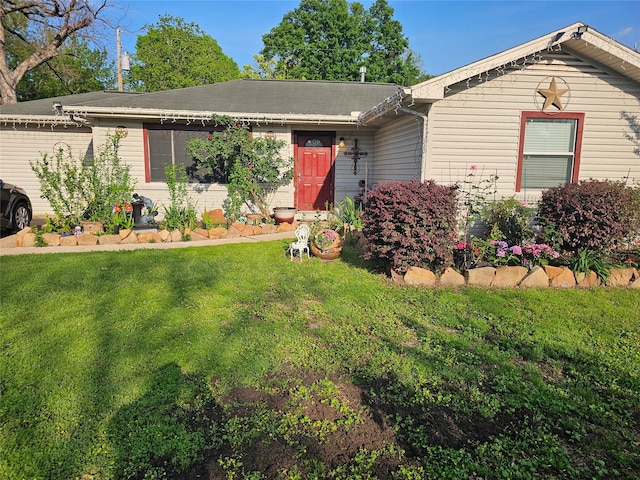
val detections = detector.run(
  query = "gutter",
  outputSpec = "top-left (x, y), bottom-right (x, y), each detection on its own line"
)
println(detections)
top-left (357, 87), bottom-right (411, 126)
top-left (62, 106), bottom-right (362, 126)
top-left (0, 114), bottom-right (86, 128)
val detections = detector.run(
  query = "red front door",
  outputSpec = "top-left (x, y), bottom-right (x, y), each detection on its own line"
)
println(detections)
top-left (294, 133), bottom-right (335, 210)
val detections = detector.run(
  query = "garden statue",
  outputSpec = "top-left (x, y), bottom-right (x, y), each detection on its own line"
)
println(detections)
top-left (132, 193), bottom-right (158, 225)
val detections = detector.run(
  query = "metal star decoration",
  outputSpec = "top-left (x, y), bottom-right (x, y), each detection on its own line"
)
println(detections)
top-left (537, 77), bottom-right (569, 111)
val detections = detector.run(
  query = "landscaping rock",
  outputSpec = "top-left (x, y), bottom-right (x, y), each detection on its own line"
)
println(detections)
top-left (169, 229), bottom-right (182, 243)
top-left (276, 222), bottom-right (296, 233)
top-left (76, 233), bottom-right (97, 246)
top-left (493, 266), bottom-right (528, 288)
top-left (608, 268), bottom-right (634, 287)
top-left (120, 232), bottom-right (139, 244)
top-left (15, 227), bottom-right (32, 247)
top-left (205, 208), bottom-right (226, 224)
top-left (630, 269), bottom-right (640, 289)
top-left (137, 232), bottom-right (163, 243)
top-left (193, 227), bottom-right (209, 238)
top-left (208, 227), bottom-right (228, 239)
top-left (390, 269), bottom-right (405, 284)
top-left (519, 266), bottom-right (549, 288)
top-left (42, 233), bottom-right (60, 246)
top-left (240, 224), bottom-right (255, 236)
top-left (98, 234), bottom-right (121, 245)
top-left (261, 224), bottom-right (277, 234)
top-left (404, 267), bottom-right (437, 286)
top-left (438, 267), bottom-right (466, 287)
top-left (226, 225), bottom-right (242, 238)
top-left (544, 266), bottom-right (576, 287)
top-left (22, 232), bottom-right (37, 247)
top-left (188, 230), bottom-right (207, 241)
top-left (158, 229), bottom-right (171, 242)
top-left (466, 267), bottom-right (496, 287)
top-left (119, 229), bottom-right (132, 240)
top-left (575, 270), bottom-right (601, 288)
top-left (59, 235), bottom-right (77, 246)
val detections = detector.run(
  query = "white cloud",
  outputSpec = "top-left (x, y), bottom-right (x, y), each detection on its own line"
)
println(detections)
top-left (616, 27), bottom-right (633, 37)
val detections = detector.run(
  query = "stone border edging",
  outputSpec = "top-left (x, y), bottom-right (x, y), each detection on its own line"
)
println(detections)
top-left (2, 223), bottom-right (298, 256)
top-left (398, 265), bottom-right (640, 288)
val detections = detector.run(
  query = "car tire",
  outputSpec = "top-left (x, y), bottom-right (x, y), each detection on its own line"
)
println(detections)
top-left (13, 203), bottom-right (30, 231)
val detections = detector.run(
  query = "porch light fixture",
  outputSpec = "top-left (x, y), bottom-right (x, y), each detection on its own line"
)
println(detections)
top-left (338, 137), bottom-right (346, 148)
top-left (572, 25), bottom-right (588, 39)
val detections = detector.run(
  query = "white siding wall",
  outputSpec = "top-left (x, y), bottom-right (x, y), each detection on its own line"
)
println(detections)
top-left (424, 51), bottom-right (640, 203)
top-left (0, 125), bottom-right (93, 216)
top-left (372, 115), bottom-right (423, 185)
top-left (334, 128), bottom-right (376, 204)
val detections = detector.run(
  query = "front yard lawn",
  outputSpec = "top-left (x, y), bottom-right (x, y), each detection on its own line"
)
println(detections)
top-left (1, 241), bottom-right (638, 479)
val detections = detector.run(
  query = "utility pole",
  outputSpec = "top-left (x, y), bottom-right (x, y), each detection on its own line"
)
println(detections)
top-left (117, 26), bottom-right (123, 91)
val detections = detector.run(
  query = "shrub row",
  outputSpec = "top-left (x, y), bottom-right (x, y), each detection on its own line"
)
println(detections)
top-left (361, 178), bottom-right (640, 275)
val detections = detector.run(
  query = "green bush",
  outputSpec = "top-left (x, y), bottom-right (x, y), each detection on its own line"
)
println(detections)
top-left (481, 197), bottom-right (534, 245)
top-left (163, 164), bottom-right (197, 231)
top-left (30, 133), bottom-right (136, 226)
top-left (186, 116), bottom-right (292, 221)
top-left (537, 180), bottom-right (640, 253)
top-left (361, 179), bottom-right (458, 274)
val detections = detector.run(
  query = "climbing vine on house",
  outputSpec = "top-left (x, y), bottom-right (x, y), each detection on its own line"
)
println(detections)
top-left (186, 115), bottom-right (293, 221)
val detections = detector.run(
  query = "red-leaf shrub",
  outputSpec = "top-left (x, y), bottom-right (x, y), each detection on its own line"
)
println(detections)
top-left (361, 179), bottom-right (458, 274)
top-left (537, 180), bottom-right (640, 253)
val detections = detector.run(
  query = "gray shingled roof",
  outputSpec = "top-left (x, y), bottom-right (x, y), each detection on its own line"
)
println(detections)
top-left (0, 79), bottom-right (402, 117)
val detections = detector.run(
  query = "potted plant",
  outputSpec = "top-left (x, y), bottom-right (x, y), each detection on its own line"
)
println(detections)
top-left (273, 207), bottom-right (297, 224)
top-left (311, 228), bottom-right (343, 260)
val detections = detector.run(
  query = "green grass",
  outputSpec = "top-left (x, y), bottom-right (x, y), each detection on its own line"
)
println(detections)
top-left (1, 241), bottom-right (639, 479)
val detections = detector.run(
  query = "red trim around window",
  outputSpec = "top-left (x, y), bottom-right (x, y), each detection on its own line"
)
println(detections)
top-left (143, 127), bottom-right (151, 183)
top-left (515, 111), bottom-right (585, 192)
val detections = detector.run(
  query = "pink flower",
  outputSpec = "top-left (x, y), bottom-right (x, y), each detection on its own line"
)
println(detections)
top-left (470, 165), bottom-right (478, 171)
top-left (520, 201), bottom-right (528, 206)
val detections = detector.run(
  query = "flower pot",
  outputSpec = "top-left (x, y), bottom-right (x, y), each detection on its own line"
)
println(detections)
top-left (273, 207), bottom-right (297, 224)
top-left (80, 220), bottom-right (104, 234)
top-left (311, 229), bottom-right (343, 260)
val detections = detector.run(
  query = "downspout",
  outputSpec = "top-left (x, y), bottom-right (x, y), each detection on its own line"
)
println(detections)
top-left (398, 104), bottom-right (431, 181)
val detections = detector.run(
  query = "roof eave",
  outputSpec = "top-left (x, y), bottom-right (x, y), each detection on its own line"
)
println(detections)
top-left (411, 22), bottom-right (587, 102)
top-left (64, 106), bottom-right (363, 126)
top-left (1, 107), bottom-right (364, 127)
top-left (411, 23), bottom-right (640, 102)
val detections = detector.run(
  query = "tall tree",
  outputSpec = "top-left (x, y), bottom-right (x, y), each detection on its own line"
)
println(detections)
top-left (259, 0), bottom-right (424, 84)
top-left (14, 37), bottom-right (114, 101)
top-left (0, 0), bottom-right (110, 105)
top-left (126, 15), bottom-right (239, 92)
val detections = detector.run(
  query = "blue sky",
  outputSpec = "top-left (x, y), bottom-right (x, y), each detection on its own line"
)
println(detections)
top-left (115, 0), bottom-right (640, 76)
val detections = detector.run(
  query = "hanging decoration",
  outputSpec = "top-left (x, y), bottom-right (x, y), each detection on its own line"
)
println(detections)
top-left (343, 138), bottom-right (368, 175)
top-left (535, 76), bottom-right (570, 111)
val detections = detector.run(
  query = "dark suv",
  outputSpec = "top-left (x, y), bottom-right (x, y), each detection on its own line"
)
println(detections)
top-left (0, 179), bottom-right (32, 232)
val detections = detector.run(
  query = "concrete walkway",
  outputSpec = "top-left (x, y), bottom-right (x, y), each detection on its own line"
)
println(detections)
top-left (0, 230), bottom-right (297, 256)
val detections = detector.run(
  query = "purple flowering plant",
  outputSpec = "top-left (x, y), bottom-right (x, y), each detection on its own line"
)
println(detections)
top-left (314, 229), bottom-right (339, 251)
top-left (472, 237), bottom-right (560, 268)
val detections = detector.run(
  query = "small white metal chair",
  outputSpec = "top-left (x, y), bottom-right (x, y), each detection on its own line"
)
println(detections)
top-left (289, 223), bottom-right (310, 261)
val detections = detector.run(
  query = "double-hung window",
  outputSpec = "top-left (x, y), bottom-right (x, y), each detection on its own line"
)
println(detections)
top-left (516, 112), bottom-right (584, 192)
